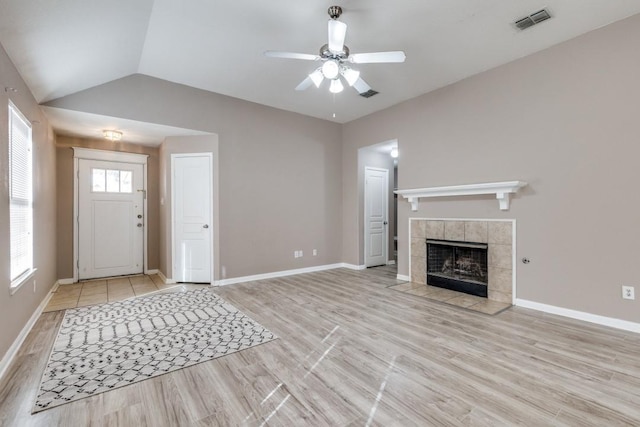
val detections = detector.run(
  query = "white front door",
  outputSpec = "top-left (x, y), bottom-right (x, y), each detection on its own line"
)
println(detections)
top-left (173, 154), bottom-right (212, 283)
top-left (365, 167), bottom-right (388, 267)
top-left (78, 159), bottom-right (144, 280)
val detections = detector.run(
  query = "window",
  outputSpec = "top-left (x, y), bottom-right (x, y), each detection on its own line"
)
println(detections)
top-left (8, 102), bottom-right (33, 289)
top-left (91, 168), bottom-right (133, 193)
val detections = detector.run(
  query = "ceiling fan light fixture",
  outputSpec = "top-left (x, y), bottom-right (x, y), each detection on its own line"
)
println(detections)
top-left (265, 5), bottom-right (405, 97)
top-left (342, 67), bottom-right (360, 86)
top-left (309, 69), bottom-right (324, 87)
top-left (321, 60), bottom-right (340, 79)
top-left (329, 79), bottom-right (344, 94)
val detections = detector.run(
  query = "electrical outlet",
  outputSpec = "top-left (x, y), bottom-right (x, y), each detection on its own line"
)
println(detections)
top-left (313, 249), bottom-right (317, 256)
top-left (294, 251), bottom-right (297, 258)
top-left (299, 250), bottom-right (303, 257)
top-left (622, 286), bottom-right (635, 300)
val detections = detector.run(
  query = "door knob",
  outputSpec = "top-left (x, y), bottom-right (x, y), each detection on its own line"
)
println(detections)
top-left (203, 224), bottom-right (209, 229)
top-left (137, 214), bottom-right (142, 219)
top-left (384, 221), bottom-right (388, 225)
top-left (137, 223), bottom-right (143, 228)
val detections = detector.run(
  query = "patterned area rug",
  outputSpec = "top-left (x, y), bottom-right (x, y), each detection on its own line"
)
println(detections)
top-left (33, 288), bottom-right (276, 413)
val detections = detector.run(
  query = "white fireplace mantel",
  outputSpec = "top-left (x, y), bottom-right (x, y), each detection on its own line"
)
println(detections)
top-left (395, 181), bottom-right (527, 211)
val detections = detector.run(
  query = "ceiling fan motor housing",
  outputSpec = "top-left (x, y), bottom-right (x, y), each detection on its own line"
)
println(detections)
top-left (319, 43), bottom-right (349, 60)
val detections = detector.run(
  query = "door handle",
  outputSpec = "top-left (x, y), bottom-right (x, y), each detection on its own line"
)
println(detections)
top-left (383, 221), bottom-right (388, 225)
top-left (203, 224), bottom-right (209, 229)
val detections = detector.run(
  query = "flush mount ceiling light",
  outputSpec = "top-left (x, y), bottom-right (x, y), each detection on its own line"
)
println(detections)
top-left (103, 130), bottom-right (123, 141)
top-left (265, 5), bottom-right (406, 97)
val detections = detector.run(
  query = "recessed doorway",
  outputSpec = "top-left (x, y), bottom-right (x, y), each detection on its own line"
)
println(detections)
top-left (73, 148), bottom-right (149, 281)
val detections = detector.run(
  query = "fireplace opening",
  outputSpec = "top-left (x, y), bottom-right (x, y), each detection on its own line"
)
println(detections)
top-left (426, 239), bottom-right (488, 297)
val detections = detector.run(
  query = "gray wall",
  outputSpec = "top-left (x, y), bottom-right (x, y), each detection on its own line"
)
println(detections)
top-left (343, 13), bottom-right (640, 322)
top-left (0, 44), bottom-right (57, 361)
top-left (55, 136), bottom-right (160, 279)
top-left (47, 76), bottom-right (344, 279)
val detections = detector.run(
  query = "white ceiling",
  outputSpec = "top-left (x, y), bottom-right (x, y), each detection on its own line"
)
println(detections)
top-left (1, 0), bottom-right (640, 128)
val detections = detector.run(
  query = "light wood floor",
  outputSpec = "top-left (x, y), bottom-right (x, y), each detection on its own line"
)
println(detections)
top-left (388, 281), bottom-right (511, 315)
top-left (2, 266), bottom-right (640, 426)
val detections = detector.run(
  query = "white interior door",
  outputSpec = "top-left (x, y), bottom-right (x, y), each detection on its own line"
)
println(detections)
top-left (173, 154), bottom-right (212, 283)
top-left (78, 159), bottom-right (144, 280)
top-left (365, 167), bottom-right (388, 267)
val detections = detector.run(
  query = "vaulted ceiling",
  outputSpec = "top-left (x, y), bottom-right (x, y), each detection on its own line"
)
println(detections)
top-left (1, 0), bottom-right (640, 132)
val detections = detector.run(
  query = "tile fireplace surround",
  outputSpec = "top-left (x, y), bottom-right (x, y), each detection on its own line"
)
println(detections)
top-left (410, 219), bottom-right (515, 304)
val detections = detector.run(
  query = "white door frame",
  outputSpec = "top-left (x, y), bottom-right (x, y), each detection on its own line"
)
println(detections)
top-left (73, 148), bottom-right (149, 283)
top-left (171, 153), bottom-right (214, 284)
top-left (364, 166), bottom-right (389, 267)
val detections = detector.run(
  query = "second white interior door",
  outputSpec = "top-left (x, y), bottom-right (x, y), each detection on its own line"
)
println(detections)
top-left (365, 167), bottom-right (389, 267)
top-left (173, 154), bottom-right (212, 283)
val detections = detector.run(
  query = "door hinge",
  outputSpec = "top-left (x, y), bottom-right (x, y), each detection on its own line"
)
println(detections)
top-left (77, 259), bottom-right (79, 269)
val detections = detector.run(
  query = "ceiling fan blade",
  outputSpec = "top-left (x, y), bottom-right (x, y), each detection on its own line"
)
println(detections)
top-left (349, 51), bottom-right (406, 64)
top-left (352, 77), bottom-right (372, 94)
top-left (328, 19), bottom-right (347, 53)
top-left (295, 76), bottom-right (314, 91)
top-left (264, 51), bottom-right (319, 61)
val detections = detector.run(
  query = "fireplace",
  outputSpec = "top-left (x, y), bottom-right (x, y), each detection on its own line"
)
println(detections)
top-left (426, 239), bottom-right (488, 297)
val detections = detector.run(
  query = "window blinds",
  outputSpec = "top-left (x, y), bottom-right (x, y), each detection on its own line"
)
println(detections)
top-left (8, 102), bottom-right (33, 282)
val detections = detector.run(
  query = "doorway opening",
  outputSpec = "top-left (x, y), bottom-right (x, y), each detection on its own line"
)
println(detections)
top-left (358, 139), bottom-right (398, 271)
top-left (73, 148), bottom-right (149, 281)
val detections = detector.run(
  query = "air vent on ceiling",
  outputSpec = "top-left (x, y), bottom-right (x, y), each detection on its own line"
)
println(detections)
top-left (515, 9), bottom-right (551, 31)
top-left (359, 89), bottom-right (379, 98)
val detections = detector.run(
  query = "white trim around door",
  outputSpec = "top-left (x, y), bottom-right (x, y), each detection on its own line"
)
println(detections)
top-left (73, 148), bottom-right (149, 283)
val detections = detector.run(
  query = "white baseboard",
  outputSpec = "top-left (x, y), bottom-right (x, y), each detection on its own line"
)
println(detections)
top-left (214, 263), bottom-right (353, 286)
top-left (157, 270), bottom-right (176, 285)
top-left (0, 285), bottom-right (55, 382)
top-left (145, 269), bottom-right (159, 275)
top-left (57, 278), bottom-right (74, 285)
top-left (396, 274), bottom-right (411, 281)
top-left (386, 260), bottom-right (396, 265)
top-left (515, 299), bottom-right (640, 334)
top-left (341, 263), bottom-right (367, 271)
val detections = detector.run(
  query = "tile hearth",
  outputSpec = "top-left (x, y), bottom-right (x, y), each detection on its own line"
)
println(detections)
top-left (389, 281), bottom-right (511, 315)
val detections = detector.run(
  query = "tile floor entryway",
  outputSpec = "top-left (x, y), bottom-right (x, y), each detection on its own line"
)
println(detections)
top-left (388, 281), bottom-right (511, 315)
top-left (43, 275), bottom-right (207, 312)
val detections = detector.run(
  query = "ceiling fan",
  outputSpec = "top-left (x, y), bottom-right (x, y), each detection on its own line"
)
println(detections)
top-left (264, 6), bottom-right (406, 96)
